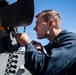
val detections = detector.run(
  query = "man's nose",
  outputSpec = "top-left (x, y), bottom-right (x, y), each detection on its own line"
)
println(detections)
top-left (33, 26), bottom-right (37, 30)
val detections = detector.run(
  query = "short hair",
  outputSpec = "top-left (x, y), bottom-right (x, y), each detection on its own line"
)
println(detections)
top-left (35, 9), bottom-right (61, 29)
top-left (0, 0), bottom-right (9, 9)
top-left (35, 9), bottom-right (61, 23)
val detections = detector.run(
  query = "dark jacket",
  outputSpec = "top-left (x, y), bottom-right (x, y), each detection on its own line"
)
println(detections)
top-left (25, 30), bottom-right (76, 75)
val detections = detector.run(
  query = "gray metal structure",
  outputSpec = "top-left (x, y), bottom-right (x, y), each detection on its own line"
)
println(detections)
top-left (0, 0), bottom-right (34, 75)
top-left (0, 50), bottom-right (32, 75)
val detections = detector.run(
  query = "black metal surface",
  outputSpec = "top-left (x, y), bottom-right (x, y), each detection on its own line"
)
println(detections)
top-left (0, 0), bottom-right (34, 27)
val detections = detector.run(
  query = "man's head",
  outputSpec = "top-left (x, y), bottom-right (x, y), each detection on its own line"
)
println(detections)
top-left (34, 9), bottom-right (61, 41)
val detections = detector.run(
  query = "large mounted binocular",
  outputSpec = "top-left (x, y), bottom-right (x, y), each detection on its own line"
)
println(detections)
top-left (0, 0), bottom-right (34, 27)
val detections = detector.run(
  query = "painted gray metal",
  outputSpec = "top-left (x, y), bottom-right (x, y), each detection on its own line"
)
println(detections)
top-left (0, 50), bottom-right (32, 75)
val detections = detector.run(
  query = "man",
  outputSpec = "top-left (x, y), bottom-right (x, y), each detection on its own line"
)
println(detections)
top-left (15, 10), bottom-right (76, 75)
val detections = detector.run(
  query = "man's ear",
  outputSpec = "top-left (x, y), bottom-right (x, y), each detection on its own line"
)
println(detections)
top-left (49, 19), bottom-right (53, 26)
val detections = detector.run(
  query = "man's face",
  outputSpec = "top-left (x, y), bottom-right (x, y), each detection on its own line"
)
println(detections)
top-left (34, 14), bottom-right (49, 39)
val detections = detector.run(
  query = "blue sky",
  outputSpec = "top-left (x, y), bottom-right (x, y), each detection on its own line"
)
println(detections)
top-left (7, 0), bottom-right (76, 46)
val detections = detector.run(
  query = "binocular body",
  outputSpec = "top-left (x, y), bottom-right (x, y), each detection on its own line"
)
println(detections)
top-left (0, 0), bottom-right (34, 27)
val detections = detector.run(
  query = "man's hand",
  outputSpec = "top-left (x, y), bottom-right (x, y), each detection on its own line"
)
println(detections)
top-left (15, 33), bottom-right (30, 46)
top-left (31, 40), bottom-right (43, 53)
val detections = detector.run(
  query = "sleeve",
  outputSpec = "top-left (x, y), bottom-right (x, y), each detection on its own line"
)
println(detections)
top-left (24, 39), bottom-right (76, 75)
top-left (25, 43), bottom-right (45, 75)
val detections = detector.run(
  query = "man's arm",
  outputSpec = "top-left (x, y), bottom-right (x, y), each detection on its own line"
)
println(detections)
top-left (15, 33), bottom-right (76, 75)
top-left (25, 41), bottom-right (76, 75)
